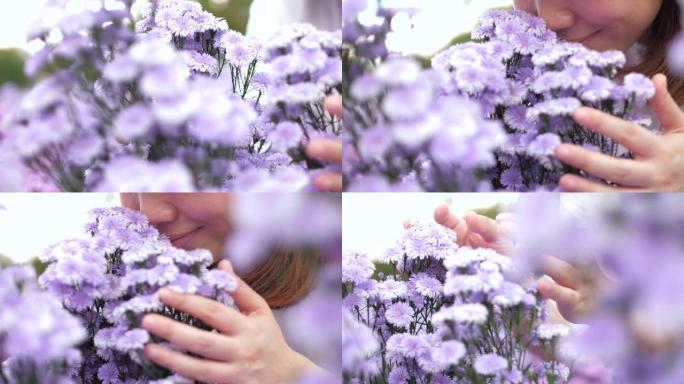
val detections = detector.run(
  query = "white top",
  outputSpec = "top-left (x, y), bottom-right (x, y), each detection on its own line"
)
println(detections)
top-left (246, 0), bottom-right (341, 38)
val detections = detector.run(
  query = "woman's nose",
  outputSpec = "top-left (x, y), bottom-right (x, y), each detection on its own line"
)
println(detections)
top-left (137, 194), bottom-right (178, 225)
top-left (535, 0), bottom-right (577, 31)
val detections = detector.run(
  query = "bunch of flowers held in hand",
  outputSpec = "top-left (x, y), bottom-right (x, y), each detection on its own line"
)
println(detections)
top-left (0, 0), bottom-right (341, 191)
top-left (38, 206), bottom-right (238, 383)
top-left (514, 193), bottom-right (684, 383)
top-left (342, 221), bottom-right (571, 383)
top-left (342, 0), bottom-right (507, 191)
top-left (434, 9), bottom-right (655, 191)
top-left (343, 1), bottom-right (656, 191)
top-left (0, 265), bottom-right (86, 383)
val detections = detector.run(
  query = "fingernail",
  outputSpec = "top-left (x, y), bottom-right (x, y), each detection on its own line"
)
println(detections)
top-left (144, 344), bottom-right (159, 358)
top-left (574, 108), bottom-right (590, 120)
top-left (157, 288), bottom-right (173, 300)
top-left (560, 176), bottom-right (576, 191)
top-left (218, 260), bottom-right (233, 272)
top-left (556, 145), bottom-right (573, 159)
top-left (142, 315), bottom-right (156, 328)
top-left (307, 142), bottom-right (324, 159)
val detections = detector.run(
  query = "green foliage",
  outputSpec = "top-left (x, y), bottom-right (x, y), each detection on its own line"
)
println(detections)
top-left (0, 49), bottom-right (29, 87)
top-left (0, 253), bottom-right (13, 268)
top-left (197, 0), bottom-right (254, 34)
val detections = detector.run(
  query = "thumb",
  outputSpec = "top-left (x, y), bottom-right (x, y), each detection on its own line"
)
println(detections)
top-left (218, 260), bottom-right (269, 315)
top-left (538, 277), bottom-right (580, 322)
top-left (649, 74), bottom-right (684, 133)
top-left (464, 211), bottom-right (499, 243)
top-left (324, 93), bottom-right (342, 118)
top-left (434, 203), bottom-right (467, 244)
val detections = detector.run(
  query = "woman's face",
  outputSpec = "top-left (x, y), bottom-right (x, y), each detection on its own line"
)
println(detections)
top-left (120, 193), bottom-right (233, 262)
top-left (513, 0), bottom-right (663, 52)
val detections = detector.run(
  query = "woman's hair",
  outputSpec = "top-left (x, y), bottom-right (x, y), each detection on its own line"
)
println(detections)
top-left (241, 247), bottom-right (323, 309)
top-left (630, 0), bottom-right (684, 104)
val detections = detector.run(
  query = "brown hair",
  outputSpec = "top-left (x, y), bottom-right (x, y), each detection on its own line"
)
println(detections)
top-left (240, 247), bottom-right (323, 309)
top-left (628, 0), bottom-right (684, 104)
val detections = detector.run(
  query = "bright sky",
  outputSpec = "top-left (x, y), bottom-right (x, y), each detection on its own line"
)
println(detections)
top-left (0, 0), bottom-right (514, 54)
top-left (0, 194), bottom-right (117, 263)
top-left (387, 0), bottom-right (514, 56)
top-left (343, 193), bottom-right (520, 260)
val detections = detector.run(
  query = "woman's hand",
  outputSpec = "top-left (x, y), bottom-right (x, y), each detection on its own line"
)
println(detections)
top-left (424, 203), bottom-right (515, 255)
top-left (556, 74), bottom-right (684, 192)
top-left (306, 94), bottom-right (342, 192)
top-left (141, 261), bottom-right (318, 384)
top-left (537, 256), bottom-right (597, 323)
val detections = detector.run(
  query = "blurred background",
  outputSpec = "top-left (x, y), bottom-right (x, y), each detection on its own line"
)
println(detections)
top-left (0, 0), bottom-right (515, 87)
top-left (0, 0), bottom-right (253, 87)
top-left (0, 194), bottom-right (117, 266)
top-left (342, 193), bottom-right (519, 260)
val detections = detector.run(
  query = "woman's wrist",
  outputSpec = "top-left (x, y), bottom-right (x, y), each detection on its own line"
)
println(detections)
top-left (283, 348), bottom-right (321, 382)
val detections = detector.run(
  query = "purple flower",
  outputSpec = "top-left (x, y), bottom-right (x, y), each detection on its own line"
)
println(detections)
top-left (528, 97), bottom-right (581, 119)
top-left (269, 121), bottom-right (304, 151)
top-left (202, 269), bottom-right (238, 291)
top-left (473, 353), bottom-right (508, 375)
top-left (623, 73), bottom-right (655, 103)
top-left (94, 157), bottom-right (195, 192)
top-left (432, 303), bottom-right (488, 325)
top-left (117, 329), bottom-right (150, 352)
top-left (385, 302), bottom-right (413, 328)
top-left (528, 132), bottom-right (561, 158)
top-left (114, 104), bottom-right (155, 140)
top-left (226, 43), bottom-right (257, 67)
top-left (103, 54), bottom-right (140, 83)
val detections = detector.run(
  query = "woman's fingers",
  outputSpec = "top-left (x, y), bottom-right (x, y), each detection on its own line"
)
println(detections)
top-left (217, 260), bottom-right (235, 274)
top-left (555, 144), bottom-right (655, 187)
top-left (228, 274), bottom-right (270, 315)
top-left (306, 139), bottom-right (342, 164)
top-left (314, 171), bottom-right (343, 192)
top-left (157, 289), bottom-right (246, 334)
top-left (142, 314), bottom-right (237, 361)
top-left (650, 74), bottom-right (684, 133)
top-left (572, 107), bottom-right (661, 157)
top-left (144, 344), bottom-right (232, 383)
top-left (541, 256), bottom-right (580, 290)
top-left (537, 278), bottom-right (581, 322)
top-left (433, 203), bottom-right (468, 244)
top-left (558, 174), bottom-right (642, 192)
top-left (464, 211), bottom-right (499, 244)
top-left (324, 93), bottom-right (342, 117)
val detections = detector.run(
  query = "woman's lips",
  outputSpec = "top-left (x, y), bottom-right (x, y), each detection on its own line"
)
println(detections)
top-left (168, 226), bottom-right (203, 248)
top-left (567, 30), bottom-right (601, 44)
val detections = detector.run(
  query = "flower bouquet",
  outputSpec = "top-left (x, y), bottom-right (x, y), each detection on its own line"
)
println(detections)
top-left (0, 0), bottom-right (341, 191)
top-left (1, 265), bottom-right (85, 383)
top-left (37, 206), bottom-right (237, 383)
top-left (343, 1), bottom-right (656, 191)
top-left (342, 222), bottom-right (571, 383)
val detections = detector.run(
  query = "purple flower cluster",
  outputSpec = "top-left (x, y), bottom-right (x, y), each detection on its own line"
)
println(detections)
top-left (38, 206), bottom-right (237, 382)
top-left (514, 194), bottom-right (684, 383)
top-left (344, 57), bottom-right (505, 191)
top-left (342, 221), bottom-right (570, 383)
top-left (0, 0), bottom-right (341, 192)
top-left (432, 9), bottom-right (656, 190)
top-left (261, 23), bottom-right (342, 131)
top-left (0, 265), bottom-right (85, 383)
